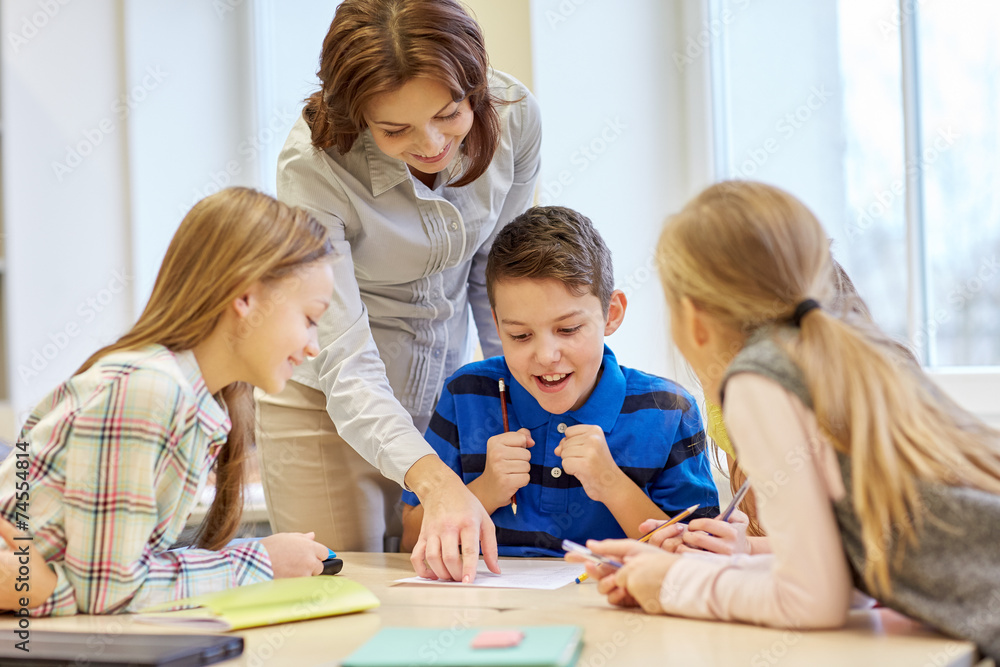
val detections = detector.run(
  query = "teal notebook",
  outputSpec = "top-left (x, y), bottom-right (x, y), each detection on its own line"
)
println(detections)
top-left (342, 625), bottom-right (583, 667)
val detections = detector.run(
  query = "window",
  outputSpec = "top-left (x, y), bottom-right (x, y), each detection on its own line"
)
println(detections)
top-left (912, 0), bottom-right (1000, 367)
top-left (705, 0), bottom-right (999, 423)
top-left (705, 0), bottom-right (999, 422)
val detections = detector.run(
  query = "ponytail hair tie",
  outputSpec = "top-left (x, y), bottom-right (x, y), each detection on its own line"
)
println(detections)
top-left (791, 299), bottom-right (821, 327)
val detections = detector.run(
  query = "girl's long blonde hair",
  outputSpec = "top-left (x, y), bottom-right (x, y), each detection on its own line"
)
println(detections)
top-left (658, 180), bottom-right (1000, 594)
top-left (717, 258), bottom-right (909, 539)
top-left (78, 187), bottom-right (333, 550)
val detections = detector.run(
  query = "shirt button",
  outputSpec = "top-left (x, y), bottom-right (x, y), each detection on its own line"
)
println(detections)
top-left (557, 423), bottom-right (567, 433)
top-left (450, 221), bottom-right (459, 230)
top-left (433, 350), bottom-right (441, 358)
top-left (551, 467), bottom-right (562, 478)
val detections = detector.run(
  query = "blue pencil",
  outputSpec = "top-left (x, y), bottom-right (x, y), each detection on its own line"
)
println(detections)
top-left (720, 480), bottom-right (751, 522)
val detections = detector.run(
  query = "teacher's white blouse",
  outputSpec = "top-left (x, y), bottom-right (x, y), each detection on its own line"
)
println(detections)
top-left (276, 70), bottom-right (542, 486)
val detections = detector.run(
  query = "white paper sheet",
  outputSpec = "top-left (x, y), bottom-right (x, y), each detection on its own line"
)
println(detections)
top-left (394, 559), bottom-right (583, 590)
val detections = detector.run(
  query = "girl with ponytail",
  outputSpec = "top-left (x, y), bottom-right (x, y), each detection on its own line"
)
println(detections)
top-left (572, 181), bottom-right (1000, 660)
top-left (0, 187), bottom-right (336, 615)
top-left (644, 259), bottom-right (901, 557)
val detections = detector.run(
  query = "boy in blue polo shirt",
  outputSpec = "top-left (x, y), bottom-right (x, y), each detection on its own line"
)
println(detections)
top-left (400, 206), bottom-right (719, 557)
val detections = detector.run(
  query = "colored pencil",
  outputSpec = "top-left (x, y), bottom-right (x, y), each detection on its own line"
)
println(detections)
top-left (499, 379), bottom-right (517, 515)
top-left (720, 480), bottom-right (751, 522)
top-left (575, 503), bottom-right (700, 583)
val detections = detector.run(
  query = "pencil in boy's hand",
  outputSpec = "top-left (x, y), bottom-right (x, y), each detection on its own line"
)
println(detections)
top-left (637, 503), bottom-right (700, 543)
top-left (498, 379), bottom-right (517, 515)
top-left (575, 504), bottom-right (700, 584)
top-left (720, 480), bottom-right (751, 522)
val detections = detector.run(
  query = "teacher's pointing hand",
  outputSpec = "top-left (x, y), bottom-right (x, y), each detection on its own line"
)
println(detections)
top-left (407, 456), bottom-right (500, 583)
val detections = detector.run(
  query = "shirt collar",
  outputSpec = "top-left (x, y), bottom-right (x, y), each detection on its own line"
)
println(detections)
top-left (442, 152), bottom-right (466, 183)
top-left (173, 348), bottom-right (232, 440)
top-left (509, 345), bottom-right (625, 432)
top-left (361, 129), bottom-right (467, 197)
top-left (361, 130), bottom-right (410, 197)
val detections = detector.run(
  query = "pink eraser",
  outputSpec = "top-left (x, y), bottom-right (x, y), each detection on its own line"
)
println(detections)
top-left (470, 629), bottom-right (525, 649)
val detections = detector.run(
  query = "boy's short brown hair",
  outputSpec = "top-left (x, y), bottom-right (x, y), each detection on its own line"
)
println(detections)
top-left (486, 206), bottom-right (614, 313)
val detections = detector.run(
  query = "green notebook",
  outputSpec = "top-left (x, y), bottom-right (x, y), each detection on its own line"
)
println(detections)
top-left (137, 576), bottom-right (379, 631)
top-left (342, 625), bottom-right (584, 667)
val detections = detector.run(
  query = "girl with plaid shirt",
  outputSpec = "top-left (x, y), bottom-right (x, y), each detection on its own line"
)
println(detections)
top-left (0, 188), bottom-right (336, 614)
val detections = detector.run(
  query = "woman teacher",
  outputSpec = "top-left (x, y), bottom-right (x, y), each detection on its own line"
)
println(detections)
top-left (256, 0), bottom-right (541, 583)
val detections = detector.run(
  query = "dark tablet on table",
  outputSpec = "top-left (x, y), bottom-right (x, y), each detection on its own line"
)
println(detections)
top-left (0, 629), bottom-right (242, 666)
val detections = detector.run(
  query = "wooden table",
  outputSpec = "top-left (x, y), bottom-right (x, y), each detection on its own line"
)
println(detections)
top-left (0, 553), bottom-right (979, 666)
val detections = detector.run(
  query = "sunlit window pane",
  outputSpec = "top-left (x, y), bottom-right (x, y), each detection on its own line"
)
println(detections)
top-left (917, 0), bottom-right (1000, 366)
top-left (835, 0), bottom-right (908, 342)
top-left (716, 1), bottom-right (998, 369)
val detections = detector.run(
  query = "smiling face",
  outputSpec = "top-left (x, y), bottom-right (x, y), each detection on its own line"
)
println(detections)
top-left (364, 77), bottom-right (474, 180)
top-left (493, 278), bottom-right (626, 415)
top-left (233, 261), bottom-right (334, 395)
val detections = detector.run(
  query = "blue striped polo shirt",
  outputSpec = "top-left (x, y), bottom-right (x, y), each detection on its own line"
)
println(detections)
top-left (401, 345), bottom-right (720, 557)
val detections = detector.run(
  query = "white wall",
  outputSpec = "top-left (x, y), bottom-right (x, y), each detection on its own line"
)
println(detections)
top-left (124, 0), bottom-right (259, 311)
top-left (250, 1), bottom-right (340, 195)
top-left (2, 0), bottom-right (134, 431)
top-left (719, 0), bottom-right (847, 239)
top-left (530, 0), bottom-right (698, 388)
top-left (0, 0), bottom-right (269, 435)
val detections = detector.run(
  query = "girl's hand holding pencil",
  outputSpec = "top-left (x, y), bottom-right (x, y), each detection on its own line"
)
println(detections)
top-left (677, 480), bottom-right (752, 556)
top-left (566, 538), bottom-right (680, 611)
top-left (636, 516), bottom-right (687, 551)
top-left (573, 504), bottom-right (699, 583)
top-left (677, 509), bottom-right (751, 555)
top-left (568, 487), bottom-right (750, 609)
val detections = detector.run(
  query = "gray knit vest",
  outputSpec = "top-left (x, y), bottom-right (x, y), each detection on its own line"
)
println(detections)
top-left (721, 329), bottom-right (1000, 661)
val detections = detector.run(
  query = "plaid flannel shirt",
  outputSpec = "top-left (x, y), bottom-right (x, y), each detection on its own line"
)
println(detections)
top-left (0, 345), bottom-right (272, 615)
